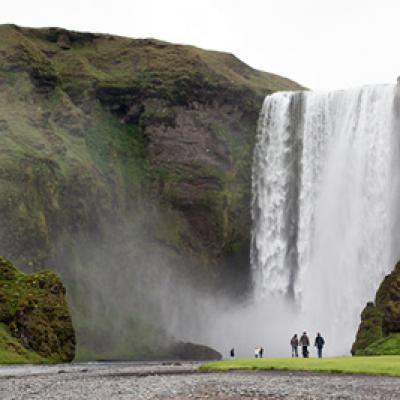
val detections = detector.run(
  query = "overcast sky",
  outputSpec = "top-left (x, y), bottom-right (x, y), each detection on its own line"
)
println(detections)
top-left (1, 0), bottom-right (399, 90)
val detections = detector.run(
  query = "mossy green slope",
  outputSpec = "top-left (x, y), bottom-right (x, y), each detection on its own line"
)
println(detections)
top-left (0, 24), bottom-right (303, 359)
top-left (0, 23), bottom-right (303, 270)
top-left (0, 256), bottom-right (75, 363)
top-left (0, 323), bottom-right (48, 364)
top-left (352, 261), bottom-right (400, 355)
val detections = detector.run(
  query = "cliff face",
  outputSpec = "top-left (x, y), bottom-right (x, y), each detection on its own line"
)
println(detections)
top-left (0, 24), bottom-right (303, 358)
top-left (0, 256), bottom-right (75, 363)
top-left (352, 261), bottom-right (400, 355)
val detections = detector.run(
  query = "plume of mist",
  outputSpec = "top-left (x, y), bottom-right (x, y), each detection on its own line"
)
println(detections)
top-left (48, 199), bottom-right (256, 358)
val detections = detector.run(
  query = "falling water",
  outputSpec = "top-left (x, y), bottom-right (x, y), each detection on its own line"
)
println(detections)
top-left (251, 85), bottom-right (400, 355)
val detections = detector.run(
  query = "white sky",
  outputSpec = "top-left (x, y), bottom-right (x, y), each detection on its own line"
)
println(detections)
top-left (1, 0), bottom-right (400, 90)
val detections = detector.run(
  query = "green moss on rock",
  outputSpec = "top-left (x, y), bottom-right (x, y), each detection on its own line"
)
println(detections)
top-left (352, 261), bottom-right (400, 355)
top-left (0, 256), bottom-right (75, 362)
top-left (357, 333), bottom-right (400, 356)
top-left (0, 323), bottom-right (48, 364)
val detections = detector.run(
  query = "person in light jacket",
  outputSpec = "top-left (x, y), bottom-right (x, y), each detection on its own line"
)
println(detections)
top-left (290, 334), bottom-right (299, 357)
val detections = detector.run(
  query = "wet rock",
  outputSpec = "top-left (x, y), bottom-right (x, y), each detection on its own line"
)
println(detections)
top-left (171, 342), bottom-right (222, 361)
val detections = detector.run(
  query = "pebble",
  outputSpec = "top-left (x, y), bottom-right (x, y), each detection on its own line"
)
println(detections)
top-left (0, 364), bottom-right (399, 399)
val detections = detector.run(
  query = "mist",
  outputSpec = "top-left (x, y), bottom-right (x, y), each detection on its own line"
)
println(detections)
top-left (47, 198), bottom-right (254, 359)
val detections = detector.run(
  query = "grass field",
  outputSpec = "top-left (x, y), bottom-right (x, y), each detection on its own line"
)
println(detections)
top-left (200, 356), bottom-right (400, 377)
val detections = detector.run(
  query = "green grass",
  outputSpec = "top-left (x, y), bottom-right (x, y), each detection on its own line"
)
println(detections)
top-left (358, 333), bottom-right (400, 356)
top-left (0, 257), bottom-right (75, 363)
top-left (200, 356), bottom-right (400, 377)
top-left (0, 323), bottom-right (49, 364)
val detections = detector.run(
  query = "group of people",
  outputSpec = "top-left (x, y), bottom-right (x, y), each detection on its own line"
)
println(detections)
top-left (254, 346), bottom-right (264, 358)
top-left (229, 347), bottom-right (265, 359)
top-left (229, 332), bottom-right (325, 360)
top-left (290, 332), bottom-right (325, 358)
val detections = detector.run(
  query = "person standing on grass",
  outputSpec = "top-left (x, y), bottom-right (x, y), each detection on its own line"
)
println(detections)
top-left (299, 331), bottom-right (310, 358)
top-left (259, 347), bottom-right (264, 358)
top-left (230, 348), bottom-right (235, 359)
top-left (254, 347), bottom-right (259, 358)
top-left (290, 334), bottom-right (299, 357)
top-left (314, 333), bottom-right (325, 358)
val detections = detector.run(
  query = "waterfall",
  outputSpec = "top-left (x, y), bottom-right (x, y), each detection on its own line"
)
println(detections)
top-left (251, 85), bottom-right (400, 355)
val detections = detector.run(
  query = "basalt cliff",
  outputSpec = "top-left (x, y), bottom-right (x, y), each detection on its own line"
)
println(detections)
top-left (0, 24), bottom-right (302, 359)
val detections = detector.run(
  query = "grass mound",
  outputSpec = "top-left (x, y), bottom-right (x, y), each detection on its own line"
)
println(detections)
top-left (0, 323), bottom-right (47, 364)
top-left (352, 261), bottom-right (400, 355)
top-left (200, 356), bottom-right (400, 377)
top-left (0, 257), bottom-right (75, 363)
top-left (357, 333), bottom-right (400, 356)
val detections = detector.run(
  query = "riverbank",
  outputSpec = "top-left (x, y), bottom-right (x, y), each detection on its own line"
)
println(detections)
top-left (200, 356), bottom-right (400, 377)
top-left (1, 363), bottom-right (400, 399)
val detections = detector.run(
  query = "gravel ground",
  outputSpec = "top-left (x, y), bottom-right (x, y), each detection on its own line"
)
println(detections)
top-left (1, 364), bottom-right (400, 399)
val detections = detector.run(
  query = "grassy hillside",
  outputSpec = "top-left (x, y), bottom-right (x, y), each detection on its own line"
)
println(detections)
top-left (0, 323), bottom-right (48, 364)
top-left (352, 261), bottom-right (400, 355)
top-left (0, 24), bottom-right (303, 359)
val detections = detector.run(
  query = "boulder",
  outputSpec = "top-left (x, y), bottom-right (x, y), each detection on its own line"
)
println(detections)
top-left (171, 341), bottom-right (222, 361)
top-left (0, 256), bottom-right (76, 362)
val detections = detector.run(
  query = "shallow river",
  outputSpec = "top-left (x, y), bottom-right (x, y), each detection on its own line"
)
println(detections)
top-left (1, 362), bottom-right (400, 399)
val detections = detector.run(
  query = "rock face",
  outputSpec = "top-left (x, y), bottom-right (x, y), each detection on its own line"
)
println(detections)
top-left (352, 261), bottom-right (400, 355)
top-left (0, 256), bottom-right (75, 362)
top-left (171, 341), bottom-right (222, 361)
top-left (0, 24), bottom-right (303, 359)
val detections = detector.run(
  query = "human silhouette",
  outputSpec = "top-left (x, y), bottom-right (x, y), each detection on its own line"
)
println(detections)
top-left (314, 333), bottom-right (325, 358)
top-left (290, 334), bottom-right (299, 357)
top-left (230, 348), bottom-right (235, 359)
top-left (299, 332), bottom-right (310, 358)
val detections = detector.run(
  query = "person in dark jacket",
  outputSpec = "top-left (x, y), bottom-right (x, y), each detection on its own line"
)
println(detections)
top-left (314, 333), bottom-right (325, 358)
top-left (230, 348), bottom-right (235, 359)
top-left (299, 332), bottom-right (310, 358)
top-left (290, 334), bottom-right (299, 357)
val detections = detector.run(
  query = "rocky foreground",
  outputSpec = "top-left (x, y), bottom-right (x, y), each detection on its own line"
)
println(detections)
top-left (0, 363), bottom-right (399, 399)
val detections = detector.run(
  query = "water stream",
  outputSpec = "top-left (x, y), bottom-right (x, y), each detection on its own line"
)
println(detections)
top-left (251, 85), bottom-right (400, 355)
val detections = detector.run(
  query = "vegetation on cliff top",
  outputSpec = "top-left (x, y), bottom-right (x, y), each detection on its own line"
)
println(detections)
top-left (0, 256), bottom-right (75, 363)
top-left (352, 261), bottom-right (400, 356)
